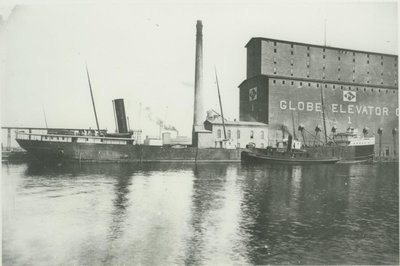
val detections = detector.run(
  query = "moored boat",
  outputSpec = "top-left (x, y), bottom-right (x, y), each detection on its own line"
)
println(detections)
top-left (241, 128), bottom-right (375, 164)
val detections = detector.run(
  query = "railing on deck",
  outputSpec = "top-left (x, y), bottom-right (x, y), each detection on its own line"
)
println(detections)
top-left (16, 132), bottom-right (135, 145)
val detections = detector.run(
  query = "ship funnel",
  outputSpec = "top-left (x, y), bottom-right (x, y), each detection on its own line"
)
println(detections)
top-left (112, 99), bottom-right (129, 133)
top-left (192, 20), bottom-right (205, 146)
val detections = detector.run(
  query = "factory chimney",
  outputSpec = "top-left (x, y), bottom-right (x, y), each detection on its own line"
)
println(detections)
top-left (112, 99), bottom-right (129, 133)
top-left (192, 20), bottom-right (205, 146)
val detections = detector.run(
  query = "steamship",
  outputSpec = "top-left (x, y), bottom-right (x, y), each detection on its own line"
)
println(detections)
top-left (15, 21), bottom-right (244, 163)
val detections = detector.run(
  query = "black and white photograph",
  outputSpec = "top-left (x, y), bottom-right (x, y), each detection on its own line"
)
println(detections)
top-left (1, 1), bottom-right (398, 265)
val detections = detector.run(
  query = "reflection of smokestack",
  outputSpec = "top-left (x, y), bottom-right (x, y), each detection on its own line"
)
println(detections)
top-left (193, 20), bottom-right (204, 129)
top-left (113, 99), bottom-right (128, 133)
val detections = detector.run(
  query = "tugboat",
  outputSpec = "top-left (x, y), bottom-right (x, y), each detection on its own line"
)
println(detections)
top-left (241, 128), bottom-right (375, 164)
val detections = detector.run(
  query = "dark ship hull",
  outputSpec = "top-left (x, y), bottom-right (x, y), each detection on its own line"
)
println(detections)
top-left (16, 139), bottom-right (242, 163)
top-left (241, 144), bottom-right (374, 165)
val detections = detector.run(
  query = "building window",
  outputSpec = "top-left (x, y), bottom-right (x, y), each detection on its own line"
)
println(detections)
top-left (353, 52), bottom-right (356, 56)
top-left (261, 131), bottom-right (264, 139)
top-left (300, 82), bottom-right (303, 86)
top-left (317, 83), bottom-right (319, 87)
top-left (237, 130), bottom-right (240, 139)
top-left (227, 129), bottom-right (231, 139)
top-left (274, 49), bottom-right (277, 53)
top-left (290, 69), bottom-right (293, 75)
top-left (381, 62), bottom-right (383, 66)
top-left (250, 130), bottom-right (254, 139)
top-left (367, 60), bottom-right (369, 64)
top-left (307, 46), bottom-right (310, 50)
top-left (307, 53), bottom-right (310, 57)
top-left (338, 67), bottom-right (341, 72)
top-left (273, 79), bottom-right (276, 84)
top-left (338, 56), bottom-right (341, 61)
top-left (291, 51), bottom-right (293, 55)
top-left (290, 59), bottom-right (293, 66)
top-left (291, 44), bottom-right (293, 48)
top-left (274, 41), bottom-right (276, 46)
top-left (217, 129), bottom-right (221, 138)
top-left (367, 54), bottom-right (370, 58)
top-left (323, 48), bottom-right (325, 52)
top-left (274, 67), bottom-right (277, 74)
top-left (323, 55), bottom-right (325, 59)
top-left (308, 83), bottom-right (311, 87)
top-left (325, 84), bottom-right (327, 88)
top-left (282, 80), bottom-right (285, 85)
top-left (291, 81), bottom-right (294, 85)
top-left (353, 58), bottom-right (355, 63)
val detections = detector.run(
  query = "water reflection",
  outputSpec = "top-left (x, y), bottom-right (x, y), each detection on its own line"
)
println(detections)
top-left (2, 161), bottom-right (398, 265)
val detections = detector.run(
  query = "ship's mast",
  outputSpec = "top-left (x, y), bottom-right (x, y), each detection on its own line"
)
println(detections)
top-left (320, 87), bottom-right (328, 144)
top-left (291, 110), bottom-right (296, 140)
top-left (321, 18), bottom-right (328, 144)
top-left (215, 68), bottom-right (227, 140)
top-left (85, 65), bottom-right (101, 136)
top-left (42, 105), bottom-right (48, 129)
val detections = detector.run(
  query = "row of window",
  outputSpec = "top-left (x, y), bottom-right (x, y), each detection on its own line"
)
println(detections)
top-left (271, 42), bottom-right (396, 65)
top-left (272, 68), bottom-right (396, 85)
top-left (272, 58), bottom-right (395, 70)
top-left (271, 79), bottom-right (397, 94)
top-left (216, 129), bottom-right (265, 140)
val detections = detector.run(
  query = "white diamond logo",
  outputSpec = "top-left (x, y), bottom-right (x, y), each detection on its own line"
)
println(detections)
top-left (249, 87), bottom-right (257, 101)
top-left (343, 91), bottom-right (356, 102)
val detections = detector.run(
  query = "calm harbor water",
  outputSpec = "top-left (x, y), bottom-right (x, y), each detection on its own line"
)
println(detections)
top-left (2, 161), bottom-right (399, 265)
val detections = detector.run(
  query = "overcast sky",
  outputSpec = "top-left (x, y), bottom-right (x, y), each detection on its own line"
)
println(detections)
top-left (0, 1), bottom-right (398, 138)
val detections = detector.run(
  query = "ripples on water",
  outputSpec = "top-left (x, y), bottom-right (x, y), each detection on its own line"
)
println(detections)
top-left (2, 161), bottom-right (399, 265)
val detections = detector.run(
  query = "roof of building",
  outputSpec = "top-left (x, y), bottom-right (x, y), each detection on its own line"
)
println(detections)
top-left (245, 37), bottom-right (398, 58)
top-left (205, 117), bottom-right (268, 127)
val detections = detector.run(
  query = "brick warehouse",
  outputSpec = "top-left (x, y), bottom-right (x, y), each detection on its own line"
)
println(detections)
top-left (239, 38), bottom-right (398, 157)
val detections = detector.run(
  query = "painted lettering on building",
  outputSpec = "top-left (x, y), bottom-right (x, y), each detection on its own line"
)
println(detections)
top-left (279, 100), bottom-right (397, 116)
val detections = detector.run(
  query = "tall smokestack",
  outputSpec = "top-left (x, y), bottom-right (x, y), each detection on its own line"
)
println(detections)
top-left (112, 99), bottom-right (128, 133)
top-left (192, 20), bottom-right (205, 146)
